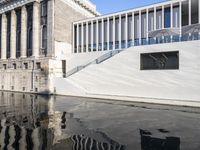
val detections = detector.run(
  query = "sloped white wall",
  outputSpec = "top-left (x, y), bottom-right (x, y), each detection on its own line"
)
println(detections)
top-left (53, 40), bottom-right (200, 106)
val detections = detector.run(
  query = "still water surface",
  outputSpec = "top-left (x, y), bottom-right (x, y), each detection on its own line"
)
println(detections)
top-left (0, 92), bottom-right (200, 150)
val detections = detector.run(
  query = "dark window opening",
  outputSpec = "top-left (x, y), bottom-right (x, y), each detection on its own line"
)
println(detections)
top-left (36, 62), bottom-right (41, 70)
top-left (24, 63), bottom-right (28, 69)
top-left (16, 9), bottom-right (21, 58)
top-left (41, 0), bottom-right (48, 56)
top-left (27, 5), bottom-right (33, 57)
top-left (3, 64), bottom-right (7, 70)
top-left (141, 51), bottom-right (179, 70)
top-left (164, 7), bottom-right (171, 28)
top-left (6, 12), bottom-right (11, 59)
top-left (13, 63), bottom-right (16, 69)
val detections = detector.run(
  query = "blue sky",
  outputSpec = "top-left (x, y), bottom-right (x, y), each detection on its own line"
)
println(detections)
top-left (90, 0), bottom-right (165, 15)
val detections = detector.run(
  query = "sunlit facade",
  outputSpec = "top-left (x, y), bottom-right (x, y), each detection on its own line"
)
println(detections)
top-left (73, 0), bottom-right (200, 53)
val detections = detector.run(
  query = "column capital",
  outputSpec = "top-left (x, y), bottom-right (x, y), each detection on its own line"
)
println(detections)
top-left (1, 13), bottom-right (6, 18)
top-left (21, 5), bottom-right (27, 11)
top-left (11, 9), bottom-right (16, 15)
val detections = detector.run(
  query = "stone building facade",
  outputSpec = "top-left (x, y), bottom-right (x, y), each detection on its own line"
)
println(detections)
top-left (0, 0), bottom-right (99, 94)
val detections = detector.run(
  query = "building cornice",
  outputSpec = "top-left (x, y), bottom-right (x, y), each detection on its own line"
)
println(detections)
top-left (73, 0), bottom-right (186, 24)
top-left (0, 0), bottom-right (41, 14)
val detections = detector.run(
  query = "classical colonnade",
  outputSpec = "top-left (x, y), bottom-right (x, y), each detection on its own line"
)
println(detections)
top-left (0, 1), bottom-right (41, 60)
top-left (73, 0), bottom-right (200, 53)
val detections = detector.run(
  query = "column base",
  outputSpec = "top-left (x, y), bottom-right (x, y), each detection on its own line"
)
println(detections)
top-left (20, 56), bottom-right (27, 59)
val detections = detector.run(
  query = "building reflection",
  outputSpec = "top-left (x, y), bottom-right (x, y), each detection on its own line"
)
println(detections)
top-left (0, 92), bottom-right (126, 150)
top-left (140, 129), bottom-right (180, 150)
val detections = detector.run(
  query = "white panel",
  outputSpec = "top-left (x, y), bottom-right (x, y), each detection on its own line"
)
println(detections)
top-left (199, 0), bottom-right (200, 24)
top-left (86, 22), bottom-right (89, 52)
top-left (173, 7), bottom-right (180, 28)
top-left (189, 0), bottom-right (191, 25)
top-left (134, 15), bottom-right (139, 39)
top-left (148, 12), bottom-right (154, 31)
top-left (156, 10), bottom-right (162, 29)
top-left (141, 13), bottom-right (147, 38)
top-left (113, 16), bottom-right (115, 50)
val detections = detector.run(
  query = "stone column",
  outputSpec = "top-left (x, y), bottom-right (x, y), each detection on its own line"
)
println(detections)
top-left (101, 18), bottom-right (104, 50)
top-left (1, 13), bottom-right (7, 60)
top-left (32, 1), bottom-right (40, 57)
top-left (10, 10), bottom-right (17, 59)
top-left (199, 0), bottom-right (200, 24)
top-left (162, 5), bottom-right (164, 29)
top-left (154, 7), bottom-right (156, 31)
top-left (171, 3), bottom-right (173, 42)
top-left (86, 22), bottom-right (89, 52)
top-left (125, 13), bottom-right (128, 48)
top-left (146, 9), bottom-right (149, 43)
top-left (96, 20), bottom-right (98, 51)
top-left (171, 3), bottom-right (173, 28)
top-left (139, 11), bottom-right (142, 45)
top-left (77, 24), bottom-right (79, 52)
top-left (47, 0), bottom-right (54, 57)
top-left (107, 17), bottom-right (109, 50)
top-left (179, 1), bottom-right (182, 41)
top-left (119, 15), bottom-right (122, 49)
top-left (189, 0), bottom-right (191, 25)
top-left (21, 6), bottom-right (27, 58)
top-left (113, 16), bottom-right (115, 50)
top-left (81, 23), bottom-right (84, 52)
top-left (91, 21), bottom-right (93, 51)
top-left (132, 12), bottom-right (135, 46)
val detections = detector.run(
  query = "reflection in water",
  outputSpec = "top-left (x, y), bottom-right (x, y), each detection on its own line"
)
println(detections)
top-left (140, 129), bottom-right (180, 150)
top-left (0, 92), bottom-right (126, 150)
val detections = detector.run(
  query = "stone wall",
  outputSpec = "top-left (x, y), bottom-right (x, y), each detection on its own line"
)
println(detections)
top-left (0, 58), bottom-right (51, 94)
top-left (54, 0), bottom-right (90, 45)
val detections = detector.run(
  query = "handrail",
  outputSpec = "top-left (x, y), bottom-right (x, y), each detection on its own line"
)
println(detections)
top-left (65, 50), bottom-right (122, 77)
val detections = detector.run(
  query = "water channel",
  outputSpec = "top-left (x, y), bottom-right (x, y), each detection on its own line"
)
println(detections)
top-left (0, 92), bottom-right (200, 150)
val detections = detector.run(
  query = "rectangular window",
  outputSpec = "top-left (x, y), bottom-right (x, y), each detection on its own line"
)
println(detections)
top-left (182, 1), bottom-right (189, 26)
top-left (24, 63), bottom-right (28, 69)
top-left (140, 51), bottom-right (179, 70)
top-left (93, 22), bottom-right (96, 51)
top-left (191, 0), bottom-right (198, 24)
top-left (13, 63), bottom-right (16, 69)
top-left (164, 7), bottom-right (171, 28)
top-left (36, 62), bottom-right (41, 70)
top-left (6, 12), bottom-right (11, 59)
top-left (3, 64), bottom-right (6, 70)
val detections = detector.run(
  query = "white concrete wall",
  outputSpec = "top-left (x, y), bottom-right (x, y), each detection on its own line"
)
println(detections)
top-left (53, 40), bottom-right (200, 106)
top-left (65, 51), bottom-right (107, 72)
